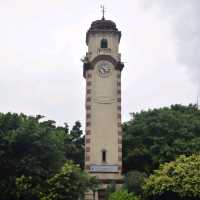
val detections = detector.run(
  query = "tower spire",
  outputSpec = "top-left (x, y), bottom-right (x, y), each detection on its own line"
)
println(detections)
top-left (101, 5), bottom-right (106, 20)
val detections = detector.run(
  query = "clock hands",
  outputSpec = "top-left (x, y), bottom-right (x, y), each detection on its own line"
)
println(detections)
top-left (102, 65), bottom-right (110, 73)
top-left (99, 64), bottom-right (110, 74)
top-left (99, 67), bottom-right (106, 74)
top-left (97, 62), bottom-right (112, 76)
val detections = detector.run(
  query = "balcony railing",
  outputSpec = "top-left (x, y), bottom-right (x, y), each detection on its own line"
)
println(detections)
top-left (97, 48), bottom-right (111, 55)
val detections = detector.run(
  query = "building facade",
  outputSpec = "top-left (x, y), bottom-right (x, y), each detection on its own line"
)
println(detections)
top-left (83, 16), bottom-right (124, 200)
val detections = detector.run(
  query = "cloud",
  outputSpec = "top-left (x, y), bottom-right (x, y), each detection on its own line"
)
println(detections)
top-left (143, 0), bottom-right (200, 93)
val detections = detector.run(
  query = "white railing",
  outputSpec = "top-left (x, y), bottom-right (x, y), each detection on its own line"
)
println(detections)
top-left (97, 48), bottom-right (111, 55)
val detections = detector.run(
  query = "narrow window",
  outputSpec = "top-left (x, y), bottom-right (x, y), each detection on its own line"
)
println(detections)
top-left (102, 150), bottom-right (107, 162)
top-left (101, 39), bottom-right (108, 48)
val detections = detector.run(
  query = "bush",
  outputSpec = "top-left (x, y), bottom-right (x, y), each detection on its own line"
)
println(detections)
top-left (40, 162), bottom-right (98, 200)
top-left (109, 189), bottom-right (139, 200)
top-left (124, 170), bottom-right (147, 196)
top-left (143, 154), bottom-right (200, 200)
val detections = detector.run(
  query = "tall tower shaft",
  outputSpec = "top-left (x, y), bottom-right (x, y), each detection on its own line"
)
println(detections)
top-left (83, 17), bottom-right (124, 200)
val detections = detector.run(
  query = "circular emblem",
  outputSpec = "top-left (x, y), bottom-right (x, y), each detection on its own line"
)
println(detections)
top-left (97, 61), bottom-right (112, 77)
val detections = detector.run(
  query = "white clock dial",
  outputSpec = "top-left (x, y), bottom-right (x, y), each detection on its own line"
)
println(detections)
top-left (97, 61), bottom-right (112, 77)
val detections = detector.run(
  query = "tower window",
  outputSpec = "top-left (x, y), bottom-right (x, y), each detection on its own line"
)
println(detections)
top-left (101, 39), bottom-right (108, 48)
top-left (102, 150), bottom-right (107, 162)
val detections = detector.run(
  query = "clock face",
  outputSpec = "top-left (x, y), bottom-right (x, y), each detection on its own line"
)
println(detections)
top-left (97, 61), bottom-right (112, 77)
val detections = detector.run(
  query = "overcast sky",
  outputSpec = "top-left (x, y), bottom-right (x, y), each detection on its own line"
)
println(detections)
top-left (0, 0), bottom-right (199, 128)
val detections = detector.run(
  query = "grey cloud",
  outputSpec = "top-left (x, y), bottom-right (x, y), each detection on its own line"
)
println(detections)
top-left (144, 0), bottom-right (200, 93)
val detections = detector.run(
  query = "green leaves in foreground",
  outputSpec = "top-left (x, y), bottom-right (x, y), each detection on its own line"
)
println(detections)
top-left (109, 190), bottom-right (139, 200)
top-left (143, 154), bottom-right (200, 200)
top-left (124, 170), bottom-right (147, 196)
top-left (40, 162), bottom-right (98, 200)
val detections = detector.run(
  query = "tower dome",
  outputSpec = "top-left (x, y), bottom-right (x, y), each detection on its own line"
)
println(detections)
top-left (86, 18), bottom-right (121, 44)
top-left (89, 19), bottom-right (118, 31)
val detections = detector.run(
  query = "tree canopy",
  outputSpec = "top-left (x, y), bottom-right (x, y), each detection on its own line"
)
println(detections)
top-left (40, 162), bottom-right (98, 200)
top-left (124, 170), bottom-right (147, 196)
top-left (0, 112), bottom-right (85, 200)
top-left (143, 154), bottom-right (200, 200)
top-left (123, 104), bottom-right (200, 174)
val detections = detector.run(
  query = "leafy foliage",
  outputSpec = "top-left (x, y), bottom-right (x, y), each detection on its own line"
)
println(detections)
top-left (123, 104), bottom-right (200, 174)
top-left (15, 175), bottom-right (40, 200)
top-left (64, 121), bottom-right (84, 168)
top-left (124, 171), bottom-right (147, 196)
top-left (40, 162), bottom-right (98, 200)
top-left (108, 190), bottom-right (139, 200)
top-left (105, 182), bottom-right (117, 200)
top-left (0, 112), bottom-right (85, 200)
top-left (0, 113), bottom-right (66, 200)
top-left (143, 154), bottom-right (200, 200)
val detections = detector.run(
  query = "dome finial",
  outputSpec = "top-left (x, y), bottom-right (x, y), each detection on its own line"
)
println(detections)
top-left (100, 5), bottom-right (106, 20)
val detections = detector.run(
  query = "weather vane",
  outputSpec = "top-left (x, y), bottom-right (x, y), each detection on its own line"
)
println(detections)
top-left (101, 5), bottom-right (106, 20)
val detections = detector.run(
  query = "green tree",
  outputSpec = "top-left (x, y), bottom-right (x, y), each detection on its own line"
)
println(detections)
top-left (0, 112), bottom-right (87, 200)
top-left (64, 121), bottom-right (84, 168)
top-left (105, 182), bottom-right (116, 200)
top-left (0, 113), bottom-right (66, 200)
top-left (123, 104), bottom-right (200, 174)
top-left (109, 190), bottom-right (139, 200)
top-left (124, 171), bottom-right (147, 196)
top-left (15, 175), bottom-right (40, 200)
top-left (40, 162), bottom-right (98, 200)
top-left (143, 154), bottom-right (200, 200)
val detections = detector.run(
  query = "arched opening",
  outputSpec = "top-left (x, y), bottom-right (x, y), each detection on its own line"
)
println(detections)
top-left (101, 39), bottom-right (108, 48)
top-left (102, 150), bottom-right (107, 162)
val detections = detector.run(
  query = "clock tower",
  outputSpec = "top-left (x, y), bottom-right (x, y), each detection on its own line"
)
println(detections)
top-left (83, 15), bottom-right (124, 200)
